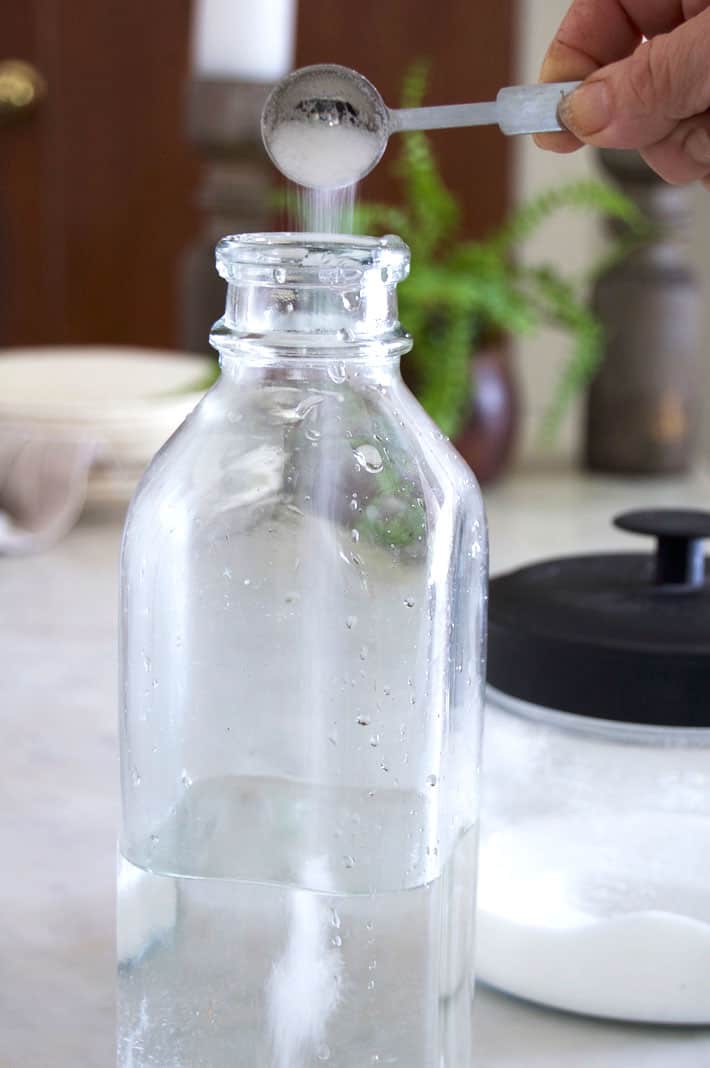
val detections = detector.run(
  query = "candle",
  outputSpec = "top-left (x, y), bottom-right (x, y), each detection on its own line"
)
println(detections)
top-left (192, 0), bottom-right (297, 82)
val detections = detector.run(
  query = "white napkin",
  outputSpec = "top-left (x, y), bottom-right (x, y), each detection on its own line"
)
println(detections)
top-left (0, 427), bottom-right (99, 554)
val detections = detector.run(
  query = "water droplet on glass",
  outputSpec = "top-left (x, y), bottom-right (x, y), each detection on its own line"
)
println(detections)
top-left (369, 734), bottom-right (380, 748)
top-left (305, 426), bottom-right (321, 442)
top-left (409, 695), bottom-right (416, 706)
top-left (343, 854), bottom-right (355, 869)
top-left (426, 774), bottom-right (438, 787)
top-left (317, 1045), bottom-right (331, 1062)
top-left (380, 762), bottom-right (389, 773)
top-left (142, 653), bottom-right (151, 672)
top-left (223, 567), bottom-right (232, 580)
top-left (336, 327), bottom-right (352, 342)
top-left (243, 578), bottom-right (251, 586)
top-left (328, 360), bottom-right (347, 384)
top-left (328, 734), bottom-right (337, 747)
top-left (351, 528), bottom-right (360, 543)
top-left (368, 959), bottom-right (377, 971)
top-left (330, 907), bottom-right (341, 929)
top-left (346, 615), bottom-right (357, 630)
top-left (181, 769), bottom-right (192, 788)
top-left (357, 714), bottom-right (371, 727)
top-left (353, 444), bottom-right (383, 473)
top-left (383, 685), bottom-right (392, 696)
top-left (284, 591), bottom-right (299, 604)
top-left (130, 767), bottom-right (141, 787)
top-left (331, 934), bottom-right (343, 947)
top-left (273, 267), bottom-right (287, 284)
top-left (150, 833), bottom-right (159, 845)
top-left (403, 596), bottom-right (415, 608)
top-left (294, 396), bottom-right (324, 421)
top-left (349, 495), bottom-right (359, 512)
top-left (359, 645), bottom-right (368, 662)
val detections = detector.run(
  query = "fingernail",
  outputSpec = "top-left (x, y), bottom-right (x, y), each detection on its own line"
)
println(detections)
top-left (559, 81), bottom-right (611, 137)
top-left (685, 126), bottom-right (710, 165)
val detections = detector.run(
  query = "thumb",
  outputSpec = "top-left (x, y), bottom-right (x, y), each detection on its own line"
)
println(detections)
top-left (558, 9), bottom-right (710, 151)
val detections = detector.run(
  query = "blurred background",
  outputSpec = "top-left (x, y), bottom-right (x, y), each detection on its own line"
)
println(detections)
top-left (2, 0), bottom-right (710, 532)
top-left (1, 0), bottom-right (512, 353)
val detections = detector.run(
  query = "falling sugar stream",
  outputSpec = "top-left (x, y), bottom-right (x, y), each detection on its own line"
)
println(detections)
top-left (288, 183), bottom-right (358, 235)
top-left (267, 394), bottom-right (346, 1066)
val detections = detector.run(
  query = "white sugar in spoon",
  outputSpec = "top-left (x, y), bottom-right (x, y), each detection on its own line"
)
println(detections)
top-left (262, 63), bottom-right (581, 190)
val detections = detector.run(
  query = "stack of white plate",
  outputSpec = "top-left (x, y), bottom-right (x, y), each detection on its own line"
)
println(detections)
top-left (0, 347), bottom-right (213, 507)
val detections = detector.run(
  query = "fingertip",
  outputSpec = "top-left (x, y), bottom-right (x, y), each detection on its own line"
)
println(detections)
top-left (703, 175), bottom-right (710, 191)
top-left (534, 131), bottom-right (583, 153)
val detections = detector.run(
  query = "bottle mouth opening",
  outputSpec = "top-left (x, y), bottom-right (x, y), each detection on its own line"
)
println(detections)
top-left (215, 232), bottom-right (410, 287)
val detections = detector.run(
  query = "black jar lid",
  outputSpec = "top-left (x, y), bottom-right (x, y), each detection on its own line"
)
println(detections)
top-left (487, 509), bottom-right (710, 727)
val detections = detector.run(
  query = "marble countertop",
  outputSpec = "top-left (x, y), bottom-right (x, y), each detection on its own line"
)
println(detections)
top-left (3, 468), bottom-right (709, 1067)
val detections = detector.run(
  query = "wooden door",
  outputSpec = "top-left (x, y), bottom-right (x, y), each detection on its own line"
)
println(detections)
top-left (0, 0), bottom-right (199, 348)
top-left (0, 0), bottom-right (515, 350)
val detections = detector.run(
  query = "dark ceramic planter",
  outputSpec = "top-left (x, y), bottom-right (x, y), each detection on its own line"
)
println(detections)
top-left (585, 149), bottom-right (700, 476)
top-left (455, 341), bottom-right (519, 485)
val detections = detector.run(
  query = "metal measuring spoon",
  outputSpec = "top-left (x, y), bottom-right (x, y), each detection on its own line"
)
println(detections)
top-left (262, 63), bottom-right (581, 189)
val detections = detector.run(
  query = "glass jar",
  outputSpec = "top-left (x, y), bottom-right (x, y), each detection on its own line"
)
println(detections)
top-left (117, 233), bottom-right (487, 1067)
top-left (477, 510), bottom-right (710, 1025)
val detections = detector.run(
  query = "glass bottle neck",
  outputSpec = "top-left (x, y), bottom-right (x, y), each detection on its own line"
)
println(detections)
top-left (210, 233), bottom-right (412, 367)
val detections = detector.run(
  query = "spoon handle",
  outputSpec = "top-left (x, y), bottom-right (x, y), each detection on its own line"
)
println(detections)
top-left (389, 101), bottom-right (500, 132)
top-left (496, 81), bottom-right (582, 135)
top-left (389, 81), bottom-right (581, 137)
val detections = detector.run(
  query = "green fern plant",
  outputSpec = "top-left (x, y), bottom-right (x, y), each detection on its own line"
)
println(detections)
top-left (354, 63), bottom-right (650, 439)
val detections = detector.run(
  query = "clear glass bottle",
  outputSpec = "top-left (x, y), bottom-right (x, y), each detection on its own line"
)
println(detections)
top-left (117, 233), bottom-right (487, 1067)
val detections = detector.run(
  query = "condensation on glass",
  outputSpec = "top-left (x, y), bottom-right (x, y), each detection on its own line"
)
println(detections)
top-left (117, 233), bottom-right (487, 1067)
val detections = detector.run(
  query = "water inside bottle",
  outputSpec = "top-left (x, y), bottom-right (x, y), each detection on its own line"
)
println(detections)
top-left (117, 776), bottom-right (476, 1067)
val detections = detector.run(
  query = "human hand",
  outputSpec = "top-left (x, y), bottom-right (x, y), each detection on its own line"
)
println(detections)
top-left (536, 0), bottom-right (710, 188)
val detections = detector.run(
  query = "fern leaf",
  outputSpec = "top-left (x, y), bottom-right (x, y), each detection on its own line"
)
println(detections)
top-left (487, 179), bottom-right (648, 256)
top-left (400, 59), bottom-right (431, 109)
top-left (352, 203), bottom-right (411, 235)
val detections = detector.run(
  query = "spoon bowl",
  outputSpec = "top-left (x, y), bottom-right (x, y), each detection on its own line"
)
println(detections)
top-left (261, 64), bottom-right (389, 189)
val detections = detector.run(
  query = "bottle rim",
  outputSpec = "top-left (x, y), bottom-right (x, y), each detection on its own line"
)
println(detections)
top-left (215, 232), bottom-right (410, 287)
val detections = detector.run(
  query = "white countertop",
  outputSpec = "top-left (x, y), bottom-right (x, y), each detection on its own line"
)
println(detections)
top-left (3, 468), bottom-right (709, 1067)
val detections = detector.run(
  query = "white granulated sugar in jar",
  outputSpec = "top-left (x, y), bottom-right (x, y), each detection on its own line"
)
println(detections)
top-left (475, 812), bottom-right (710, 1024)
top-left (268, 119), bottom-right (380, 189)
